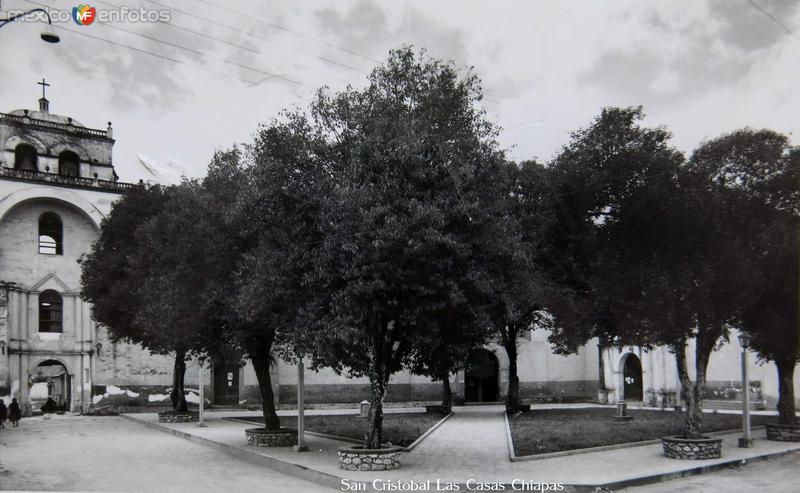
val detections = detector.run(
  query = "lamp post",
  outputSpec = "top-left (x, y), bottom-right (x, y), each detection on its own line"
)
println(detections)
top-left (0, 8), bottom-right (60, 43)
top-left (197, 358), bottom-right (207, 428)
top-left (294, 357), bottom-right (308, 452)
top-left (738, 332), bottom-right (753, 448)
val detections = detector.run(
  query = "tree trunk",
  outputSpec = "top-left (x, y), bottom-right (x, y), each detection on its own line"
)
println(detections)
top-left (441, 372), bottom-right (452, 407)
top-left (674, 334), bottom-right (716, 439)
top-left (504, 327), bottom-right (520, 410)
top-left (170, 349), bottom-right (188, 412)
top-left (251, 346), bottom-right (280, 430)
top-left (365, 363), bottom-right (389, 449)
top-left (776, 358), bottom-right (797, 426)
top-left (675, 343), bottom-right (702, 439)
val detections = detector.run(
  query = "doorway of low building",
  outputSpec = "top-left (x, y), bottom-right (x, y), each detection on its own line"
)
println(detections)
top-left (30, 359), bottom-right (70, 412)
top-left (622, 353), bottom-right (643, 401)
top-left (465, 349), bottom-right (499, 402)
top-left (213, 361), bottom-right (240, 406)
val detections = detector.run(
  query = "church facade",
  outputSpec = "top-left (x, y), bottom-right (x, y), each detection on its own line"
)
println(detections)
top-left (1, 94), bottom-right (797, 416)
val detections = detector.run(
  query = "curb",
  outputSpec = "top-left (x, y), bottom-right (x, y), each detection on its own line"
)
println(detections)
top-left (224, 412), bottom-right (453, 452)
top-left (405, 412), bottom-right (453, 452)
top-left (121, 414), bottom-right (344, 491)
top-left (593, 448), bottom-right (800, 492)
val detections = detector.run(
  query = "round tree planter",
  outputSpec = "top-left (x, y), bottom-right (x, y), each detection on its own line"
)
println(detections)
top-left (425, 405), bottom-right (452, 415)
top-left (766, 423), bottom-right (800, 442)
top-left (661, 435), bottom-right (722, 460)
top-left (338, 446), bottom-right (404, 471)
top-left (158, 411), bottom-right (199, 423)
top-left (245, 428), bottom-right (298, 447)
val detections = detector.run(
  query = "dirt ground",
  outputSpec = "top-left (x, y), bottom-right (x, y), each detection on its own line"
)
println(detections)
top-left (0, 414), bottom-right (331, 492)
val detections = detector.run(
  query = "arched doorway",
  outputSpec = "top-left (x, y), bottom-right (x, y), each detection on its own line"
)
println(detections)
top-left (622, 353), bottom-right (643, 401)
top-left (30, 360), bottom-right (70, 412)
top-left (465, 349), bottom-right (499, 402)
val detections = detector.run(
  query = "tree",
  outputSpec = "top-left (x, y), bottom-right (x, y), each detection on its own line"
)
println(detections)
top-left (80, 185), bottom-right (198, 412)
top-left (475, 159), bottom-right (555, 410)
top-left (690, 129), bottom-right (799, 426)
top-left (232, 115), bottom-right (328, 431)
top-left (407, 283), bottom-right (491, 407)
top-left (297, 47), bottom-right (503, 448)
top-left (545, 107), bottom-right (760, 438)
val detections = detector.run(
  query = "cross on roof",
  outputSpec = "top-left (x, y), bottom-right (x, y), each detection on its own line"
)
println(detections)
top-left (37, 78), bottom-right (50, 99)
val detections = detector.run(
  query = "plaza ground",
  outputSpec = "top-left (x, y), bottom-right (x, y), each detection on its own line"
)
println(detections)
top-left (0, 414), bottom-right (330, 492)
top-left (1, 405), bottom-right (799, 492)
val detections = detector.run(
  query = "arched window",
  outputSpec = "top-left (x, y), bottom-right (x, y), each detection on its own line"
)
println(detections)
top-left (14, 143), bottom-right (38, 171)
top-left (58, 151), bottom-right (80, 177)
top-left (39, 212), bottom-right (63, 255)
top-left (39, 290), bottom-right (63, 333)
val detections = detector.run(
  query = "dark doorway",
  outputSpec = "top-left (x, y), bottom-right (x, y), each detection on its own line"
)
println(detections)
top-left (213, 362), bottom-right (240, 406)
top-left (31, 360), bottom-right (70, 412)
top-left (465, 349), bottom-right (499, 402)
top-left (623, 354), bottom-right (643, 401)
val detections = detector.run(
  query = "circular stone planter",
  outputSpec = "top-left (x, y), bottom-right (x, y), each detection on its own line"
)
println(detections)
top-left (661, 435), bottom-right (722, 460)
top-left (766, 423), bottom-right (800, 442)
top-left (425, 404), bottom-right (452, 415)
top-left (245, 427), bottom-right (298, 447)
top-left (338, 446), bottom-right (404, 471)
top-left (158, 411), bottom-right (199, 423)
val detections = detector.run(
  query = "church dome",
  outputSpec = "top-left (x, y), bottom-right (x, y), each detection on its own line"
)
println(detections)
top-left (7, 109), bottom-right (85, 127)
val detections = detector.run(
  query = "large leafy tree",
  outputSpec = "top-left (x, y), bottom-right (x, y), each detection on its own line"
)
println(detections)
top-left (545, 107), bottom-right (760, 438)
top-left (691, 129), bottom-right (799, 425)
top-left (232, 115), bottom-right (328, 430)
top-left (296, 47), bottom-right (503, 448)
top-left (476, 159), bottom-right (555, 410)
top-left (80, 185), bottom-right (203, 412)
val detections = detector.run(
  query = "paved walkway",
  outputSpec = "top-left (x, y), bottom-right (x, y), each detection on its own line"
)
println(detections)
top-left (0, 414), bottom-right (332, 492)
top-left (122, 405), bottom-right (800, 491)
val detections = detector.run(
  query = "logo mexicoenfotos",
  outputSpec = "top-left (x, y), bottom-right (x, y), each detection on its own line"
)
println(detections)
top-left (72, 4), bottom-right (96, 25)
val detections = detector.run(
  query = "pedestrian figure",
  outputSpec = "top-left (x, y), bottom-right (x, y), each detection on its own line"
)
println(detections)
top-left (9, 398), bottom-right (21, 427)
top-left (41, 397), bottom-right (57, 414)
top-left (0, 398), bottom-right (7, 429)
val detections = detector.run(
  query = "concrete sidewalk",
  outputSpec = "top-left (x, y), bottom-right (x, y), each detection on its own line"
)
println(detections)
top-left (123, 406), bottom-right (800, 492)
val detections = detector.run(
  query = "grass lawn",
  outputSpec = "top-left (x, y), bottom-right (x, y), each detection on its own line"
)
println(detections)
top-left (508, 408), bottom-right (773, 457)
top-left (232, 412), bottom-right (445, 447)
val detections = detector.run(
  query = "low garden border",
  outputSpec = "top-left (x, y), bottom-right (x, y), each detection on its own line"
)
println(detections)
top-left (157, 411), bottom-right (199, 423)
top-left (766, 423), bottom-right (800, 442)
top-left (504, 411), bottom-right (765, 462)
top-left (338, 445), bottom-right (404, 471)
top-left (661, 435), bottom-right (722, 460)
top-left (245, 427), bottom-right (298, 447)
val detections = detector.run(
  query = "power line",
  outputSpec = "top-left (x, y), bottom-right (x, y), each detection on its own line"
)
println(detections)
top-left (193, 0), bottom-right (379, 64)
top-left (93, 0), bottom-right (260, 55)
top-left (142, 0), bottom-right (367, 74)
top-left (744, 0), bottom-right (794, 35)
top-left (23, 0), bottom-right (304, 87)
top-left (96, 16), bottom-right (303, 85)
top-left (5, 4), bottom-right (257, 86)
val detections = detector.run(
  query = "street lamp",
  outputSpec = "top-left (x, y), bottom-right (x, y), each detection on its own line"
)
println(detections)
top-left (0, 8), bottom-right (60, 43)
top-left (738, 332), bottom-right (753, 448)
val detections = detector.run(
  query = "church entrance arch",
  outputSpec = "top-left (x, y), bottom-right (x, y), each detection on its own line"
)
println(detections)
top-left (465, 349), bottom-right (499, 402)
top-left (30, 359), bottom-right (70, 412)
top-left (621, 353), bottom-right (643, 401)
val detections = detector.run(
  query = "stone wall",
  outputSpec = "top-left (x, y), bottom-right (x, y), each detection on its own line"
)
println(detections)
top-left (661, 436), bottom-right (722, 459)
top-left (158, 411), bottom-right (198, 423)
top-left (338, 446), bottom-right (403, 471)
top-left (245, 428), bottom-right (297, 447)
top-left (766, 423), bottom-right (800, 442)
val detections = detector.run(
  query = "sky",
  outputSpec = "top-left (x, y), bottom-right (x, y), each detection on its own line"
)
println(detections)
top-left (0, 0), bottom-right (798, 183)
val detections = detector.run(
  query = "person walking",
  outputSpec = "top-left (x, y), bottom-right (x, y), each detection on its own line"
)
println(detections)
top-left (9, 398), bottom-right (21, 427)
top-left (0, 398), bottom-right (7, 429)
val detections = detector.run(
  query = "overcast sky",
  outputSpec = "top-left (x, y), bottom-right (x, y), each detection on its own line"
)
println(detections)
top-left (1, 0), bottom-right (797, 182)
